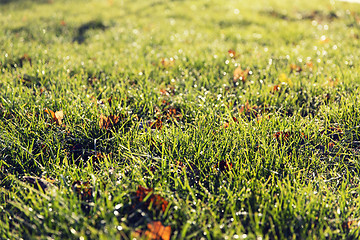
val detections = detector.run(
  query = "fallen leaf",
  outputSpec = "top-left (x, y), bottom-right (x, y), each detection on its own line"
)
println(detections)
top-left (135, 186), bottom-right (169, 213)
top-left (99, 114), bottom-right (120, 130)
top-left (239, 101), bottom-right (260, 119)
top-left (19, 54), bottom-right (32, 67)
top-left (320, 35), bottom-right (330, 44)
top-left (165, 107), bottom-right (182, 121)
top-left (305, 61), bottom-right (314, 70)
top-left (150, 118), bottom-right (163, 130)
top-left (144, 221), bottom-right (171, 240)
top-left (228, 49), bottom-right (237, 58)
top-left (136, 185), bottom-right (152, 202)
top-left (39, 87), bottom-right (47, 95)
top-left (233, 65), bottom-right (250, 83)
top-left (278, 73), bottom-right (293, 87)
top-left (160, 58), bottom-right (175, 68)
top-left (160, 86), bottom-right (175, 96)
top-left (270, 84), bottom-right (281, 93)
top-left (107, 96), bottom-right (113, 107)
top-left (214, 160), bottom-right (233, 172)
top-left (324, 77), bottom-right (339, 87)
top-left (290, 64), bottom-right (302, 73)
top-left (343, 219), bottom-right (360, 230)
top-left (72, 181), bottom-right (93, 201)
top-left (274, 131), bottom-right (290, 141)
top-left (45, 109), bottom-right (64, 126)
top-left (223, 117), bottom-right (238, 129)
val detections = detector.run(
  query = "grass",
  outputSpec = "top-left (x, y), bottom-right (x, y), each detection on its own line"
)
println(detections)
top-left (1, 0), bottom-right (360, 239)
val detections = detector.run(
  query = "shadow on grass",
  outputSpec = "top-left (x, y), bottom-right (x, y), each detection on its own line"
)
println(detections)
top-left (73, 20), bottom-right (107, 44)
top-left (0, 0), bottom-right (51, 4)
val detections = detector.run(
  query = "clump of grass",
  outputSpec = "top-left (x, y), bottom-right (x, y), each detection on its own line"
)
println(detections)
top-left (2, 0), bottom-right (360, 239)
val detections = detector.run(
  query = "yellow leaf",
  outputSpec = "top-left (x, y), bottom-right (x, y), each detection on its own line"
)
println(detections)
top-left (279, 73), bottom-right (293, 87)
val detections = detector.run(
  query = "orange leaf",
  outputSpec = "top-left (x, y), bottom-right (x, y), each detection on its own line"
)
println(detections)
top-left (160, 58), bottom-right (175, 68)
top-left (325, 77), bottom-right (338, 87)
top-left (228, 49), bottom-right (237, 58)
top-left (306, 61), bottom-right (314, 70)
top-left (144, 221), bottom-right (171, 240)
top-left (290, 64), bottom-right (302, 73)
top-left (270, 84), bottom-right (281, 93)
top-left (45, 109), bottom-right (64, 126)
top-left (233, 66), bottom-right (250, 83)
top-left (320, 35), bottom-right (330, 44)
top-left (343, 220), bottom-right (360, 230)
top-left (160, 89), bottom-right (168, 96)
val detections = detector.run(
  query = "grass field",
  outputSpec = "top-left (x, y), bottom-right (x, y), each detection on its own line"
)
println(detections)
top-left (2, 0), bottom-right (360, 239)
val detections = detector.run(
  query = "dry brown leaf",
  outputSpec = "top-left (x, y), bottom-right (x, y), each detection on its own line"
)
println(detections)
top-left (150, 118), bottom-right (163, 130)
top-left (99, 114), bottom-right (120, 130)
top-left (72, 181), bottom-right (93, 201)
top-left (135, 185), bottom-right (169, 213)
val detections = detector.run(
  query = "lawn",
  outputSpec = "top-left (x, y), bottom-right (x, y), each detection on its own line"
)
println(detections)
top-left (1, 0), bottom-right (360, 239)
